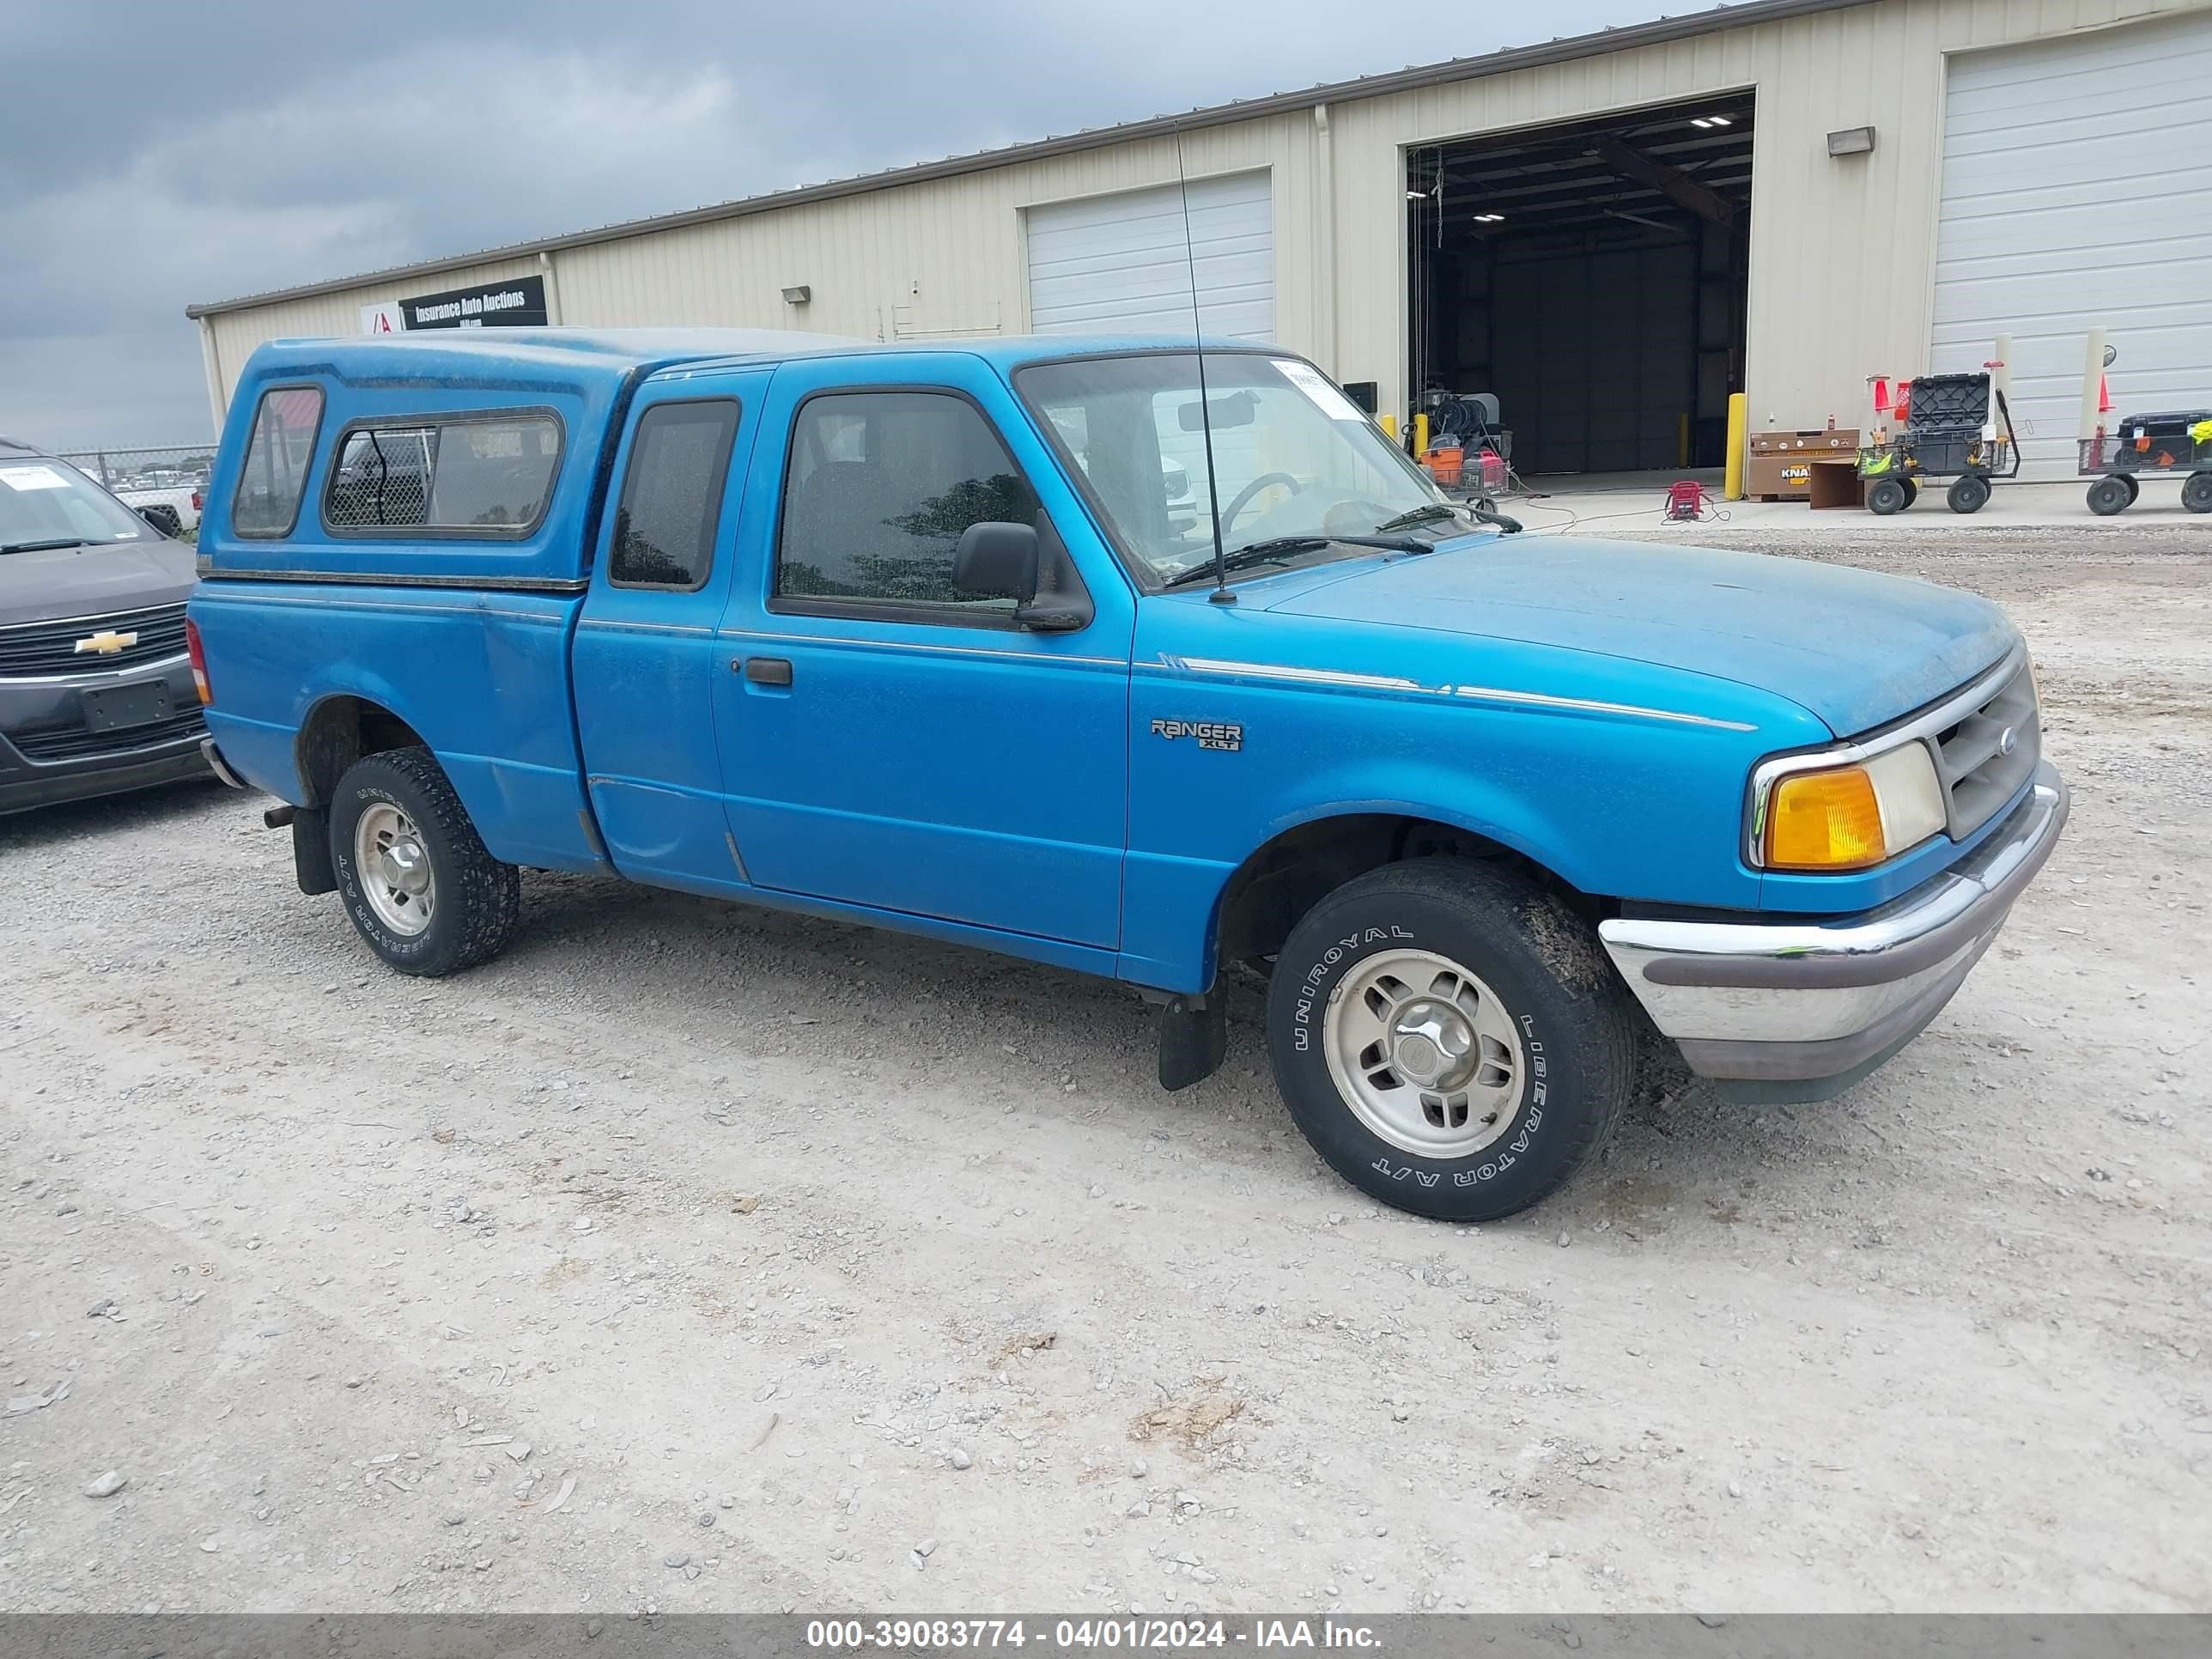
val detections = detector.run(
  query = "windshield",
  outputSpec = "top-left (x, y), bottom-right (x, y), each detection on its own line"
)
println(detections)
top-left (0, 457), bottom-right (161, 550)
top-left (1015, 352), bottom-right (1448, 582)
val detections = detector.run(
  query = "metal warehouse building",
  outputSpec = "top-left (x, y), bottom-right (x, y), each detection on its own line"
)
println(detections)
top-left (188, 0), bottom-right (2211, 480)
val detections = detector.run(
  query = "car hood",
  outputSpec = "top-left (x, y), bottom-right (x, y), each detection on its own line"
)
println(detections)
top-left (0, 538), bottom-right (197, 627)
top-left (1260, 536), bottom-right (2017, 736)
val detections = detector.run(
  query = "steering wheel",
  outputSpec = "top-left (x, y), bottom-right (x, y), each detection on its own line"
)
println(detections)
top-left (1220, 471), bottom-right (1303, 536)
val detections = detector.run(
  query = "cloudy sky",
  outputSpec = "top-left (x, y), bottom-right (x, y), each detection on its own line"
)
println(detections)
top-left (3, 0), bottom-right (1662, 450)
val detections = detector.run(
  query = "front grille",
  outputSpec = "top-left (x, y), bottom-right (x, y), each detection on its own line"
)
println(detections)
top-left (1931, 659), bottom-right (2039, 837)
top-left (0, 604), bottom-right (189, 678)
top-left (11, 708), bottom-right (206, 763)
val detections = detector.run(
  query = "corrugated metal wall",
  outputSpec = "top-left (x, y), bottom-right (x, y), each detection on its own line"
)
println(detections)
top-left (203, 0), bottom-right (2209, 434)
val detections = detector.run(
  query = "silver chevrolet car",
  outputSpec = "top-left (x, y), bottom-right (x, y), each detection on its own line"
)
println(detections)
top-left (0, 435), bottom-right (212, 814)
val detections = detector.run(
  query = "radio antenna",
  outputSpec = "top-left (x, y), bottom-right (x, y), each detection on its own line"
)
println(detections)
top-left (1174, 127), bottom-right (1235, 605)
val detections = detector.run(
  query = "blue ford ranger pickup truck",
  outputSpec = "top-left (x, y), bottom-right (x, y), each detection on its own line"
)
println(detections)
top-left (189, 330), bottom-right (2066, 1222)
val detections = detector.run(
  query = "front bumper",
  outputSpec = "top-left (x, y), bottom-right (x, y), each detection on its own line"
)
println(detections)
top-left (1598, 762), bottom-right (2068, 1101)
top-left (0, 654), bottom-right (210, 816)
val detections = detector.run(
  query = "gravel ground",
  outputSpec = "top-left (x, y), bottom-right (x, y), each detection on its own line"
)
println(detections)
top-left (2, 525), bottom-right (2207, 1616)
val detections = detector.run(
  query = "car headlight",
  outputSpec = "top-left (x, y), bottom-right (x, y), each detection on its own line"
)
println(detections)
top-left (1758, 743), bottom-right (1947, 872)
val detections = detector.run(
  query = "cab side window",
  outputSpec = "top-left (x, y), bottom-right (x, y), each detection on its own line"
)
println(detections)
top-left (775, 391), bottom-right (1054, 616)
top-left (324, 412), bottom-right (562, 535)
top-left (232, 386), bottom-right (324, 538)
top-left (610, 399), bottom-right (741, 590)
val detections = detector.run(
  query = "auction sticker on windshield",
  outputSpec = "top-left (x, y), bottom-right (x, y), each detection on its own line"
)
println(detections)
top-left (0, 465), bottom-right (71, 491)
top-left (1274, 360), bottom-right (1365, 422)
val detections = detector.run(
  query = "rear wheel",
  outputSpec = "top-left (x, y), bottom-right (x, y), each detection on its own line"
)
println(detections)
top-left (1948, 474), bottom-right (1991, 514)
top-left (1899, 478), bottom-right (1919, 507)
top-left (1265, 859), bottom-right (1636, 1222)
top-left (2087, 475), bottom-right (2133, 516)
top-left (328, 746), bottom-right (520, 976)
top-left (2184, 471), bottom-right (2212, 514)
top-left (1866, 477), bottom-right (1909, 516)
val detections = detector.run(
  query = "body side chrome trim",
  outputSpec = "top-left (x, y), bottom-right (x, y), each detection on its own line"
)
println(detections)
top-left (1152, 653), bottom-right (1756, 730)
top-left (718, 627), bottom-right (1125, 670)
top-left (186, 592), bottom-right (566, 623)
top-left (196, 562), bottom-right (588, 594)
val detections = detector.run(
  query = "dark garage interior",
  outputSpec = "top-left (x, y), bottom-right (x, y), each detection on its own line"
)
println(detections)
top-left (1407, 92), bottom-right (1754, 477)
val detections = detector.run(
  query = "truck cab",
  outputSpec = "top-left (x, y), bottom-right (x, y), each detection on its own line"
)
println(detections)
top-left (191, 329), bottom-right (2065, 1222)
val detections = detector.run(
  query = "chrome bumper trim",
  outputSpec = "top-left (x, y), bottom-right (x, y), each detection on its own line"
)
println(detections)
top-left (1599, 763), bottom-right (2066, 1080)
top-left (200, 736), bottom-right (246, 790)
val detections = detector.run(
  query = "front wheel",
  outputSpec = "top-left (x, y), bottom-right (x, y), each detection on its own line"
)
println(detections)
top-left (329, 746), bottom-right (521, 976)
top-left (1866, 477), bottom-right (1909, 516)
top-left (2086, 475), bottom-right (2132, 516)
top-left (1265, 859), bottom-right (1637, 1222)
top-left (1948, 474), bottom-right (1991, 514)
top-left (2184, 471), bottom-right (2212, 514)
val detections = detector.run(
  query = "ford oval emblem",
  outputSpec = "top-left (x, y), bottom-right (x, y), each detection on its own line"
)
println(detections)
top-left (1998, 726), bottom-right (2018, 757)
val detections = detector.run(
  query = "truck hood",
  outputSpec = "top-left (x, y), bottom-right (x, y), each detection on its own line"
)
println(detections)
top-left (1260, 537), bottom-right (2017, 737)
top-left (0, 538), bottom-right (197, 626)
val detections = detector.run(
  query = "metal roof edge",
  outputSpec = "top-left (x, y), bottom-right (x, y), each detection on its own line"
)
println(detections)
top-left (185, 0), bottom-right (1870, 319)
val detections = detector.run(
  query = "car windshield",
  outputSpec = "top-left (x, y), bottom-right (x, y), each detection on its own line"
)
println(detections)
top-left (0, 457), bottom-right (161, 550)
top-left (1015, 352), bottom-right (1449, 582)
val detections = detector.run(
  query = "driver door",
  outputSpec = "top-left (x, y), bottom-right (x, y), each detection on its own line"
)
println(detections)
top-left (713, 354), bottom-right (1137, 951)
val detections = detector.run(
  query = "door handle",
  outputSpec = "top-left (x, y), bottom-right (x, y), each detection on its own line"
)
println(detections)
top-left (742, 656), bottom-right (794, 686)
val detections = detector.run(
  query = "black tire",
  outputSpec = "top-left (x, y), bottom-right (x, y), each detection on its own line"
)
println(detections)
top-left (1866, 477), bottom-right (1908, 516)
top-left (1264, 858), bottom-right (1637, 1222)
top-left (328, 746), bottom-right (520, 976)
top-left (2086, 476), bottom-right (2132, 517)
top-left (1948, 474), bottom-right (1990, 514)
top-left (2119, 472), bottom-right (2141, 503)
top-left (1899, 478), bottom-right (1919, 507)
top-left (2184, 471), bottom-right (2212, 514)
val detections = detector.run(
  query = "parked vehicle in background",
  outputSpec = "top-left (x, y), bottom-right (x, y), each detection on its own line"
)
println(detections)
top-left (112, 477), bottom-right (204, 535)
top-left (191, 331), bottom-right (2065, 1222)
top-left (0, 436), bottom-right (211, 813)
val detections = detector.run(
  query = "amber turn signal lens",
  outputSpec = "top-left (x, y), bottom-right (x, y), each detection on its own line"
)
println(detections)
top-left (1765, 765), bottom-right (1887, 871)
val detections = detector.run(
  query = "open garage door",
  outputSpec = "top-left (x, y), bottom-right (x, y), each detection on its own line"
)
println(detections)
top-left (1931, 11), bottom-right (2212, 478)
top-left (1407, 94), bottom-right (1752, 479)
top-left (1025, 173), bottom-right (1273, 341)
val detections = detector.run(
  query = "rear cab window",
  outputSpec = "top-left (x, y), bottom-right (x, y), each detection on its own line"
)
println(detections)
top-left (610, 400), bottom-right (742, 590)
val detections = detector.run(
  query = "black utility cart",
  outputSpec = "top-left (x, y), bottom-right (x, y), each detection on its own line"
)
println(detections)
top-left (2080, 410), bottom-right (2212, 516)
top-left (1858, 372), bottom-right (2020, 515)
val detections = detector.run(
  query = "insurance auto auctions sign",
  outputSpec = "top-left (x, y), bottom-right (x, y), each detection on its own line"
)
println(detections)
top-left (396, 275), bottom-right (550, 330)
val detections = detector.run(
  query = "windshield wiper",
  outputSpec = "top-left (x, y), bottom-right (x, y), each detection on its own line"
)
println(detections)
top-left (1374, 500), bottom-right (1523, 535)
top-left (0, 538), bottom-right (91, 555)
top-left (1161, 538), bottom-right (1324, 587)
top-left (1160, 532), bottom-right (1437, 590)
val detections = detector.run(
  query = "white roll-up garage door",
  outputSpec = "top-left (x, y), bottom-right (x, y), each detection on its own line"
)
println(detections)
top-left (1929, 11), bottom-right (2212, 478)
top-left (1024, 172), bottom-right (1274, 342)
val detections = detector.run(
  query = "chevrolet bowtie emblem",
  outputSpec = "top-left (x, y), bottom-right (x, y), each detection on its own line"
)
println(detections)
top-left (74, 629), bottom-right (139, 656)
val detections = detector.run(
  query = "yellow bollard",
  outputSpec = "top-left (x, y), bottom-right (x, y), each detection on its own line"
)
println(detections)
top-left (1413, 412), bottom-right (1430, 459)
top-left (1380, 414), bottom-right (1399, 441)
top-left (1724, 393), bottom-right (1748, 501)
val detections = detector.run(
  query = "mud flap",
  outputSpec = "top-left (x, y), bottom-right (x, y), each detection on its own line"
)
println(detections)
top-left (291, 809), bottom-right (335, 896)
top-left (1155, 994), bottom-right (1226, 1091)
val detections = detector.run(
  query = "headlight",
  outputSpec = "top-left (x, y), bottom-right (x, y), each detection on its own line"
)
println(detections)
top-left (1759, 743), bottom-right (1947, 872)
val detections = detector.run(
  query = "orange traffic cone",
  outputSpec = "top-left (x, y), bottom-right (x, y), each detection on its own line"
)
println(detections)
top-left (1871, 377), bottom-right (1891, 413)
top-left (2098, 374), bottom-right (2113, 415)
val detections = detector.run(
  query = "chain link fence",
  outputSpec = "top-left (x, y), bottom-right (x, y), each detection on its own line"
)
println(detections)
top-left (53, 445), bottom-right (216, 494)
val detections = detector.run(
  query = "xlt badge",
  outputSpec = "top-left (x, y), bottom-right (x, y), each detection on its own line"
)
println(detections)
top-left (1151, 717), bottom-right (1243, 753)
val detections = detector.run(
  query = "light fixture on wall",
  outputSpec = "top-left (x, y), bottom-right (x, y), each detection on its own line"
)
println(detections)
top-left (781, 284), bottom-right (811, 305)
top-left (1826, 126), bottom-right (1876, 156)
